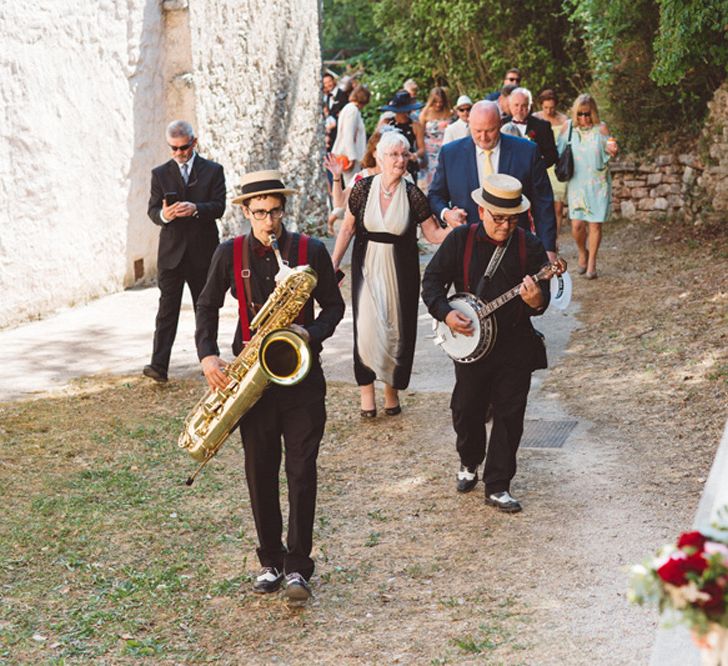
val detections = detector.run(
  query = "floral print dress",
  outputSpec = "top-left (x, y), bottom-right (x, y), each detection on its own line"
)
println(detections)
top-left (558, 124), bottom-right (611, 222)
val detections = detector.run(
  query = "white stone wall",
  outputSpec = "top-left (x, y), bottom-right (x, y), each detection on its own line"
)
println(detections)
top-left (187, 0), bottom-right (326, 237)
top-left (0, 0), bottom-right (324, 329)
top-left (0, 0), bottom-right (166, 328)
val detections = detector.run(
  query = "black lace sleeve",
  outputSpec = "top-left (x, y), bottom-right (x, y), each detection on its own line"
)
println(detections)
top-left (347, 177), bottom-right (372, 219)
top-left (407, 181), bottom-right (433, 225)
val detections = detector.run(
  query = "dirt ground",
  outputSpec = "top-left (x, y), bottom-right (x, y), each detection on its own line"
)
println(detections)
top-left (1, 218), bottom-right (726, 665)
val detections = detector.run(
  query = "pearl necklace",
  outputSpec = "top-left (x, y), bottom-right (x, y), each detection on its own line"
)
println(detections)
top-left (381, 181), bottom-right (397, 199)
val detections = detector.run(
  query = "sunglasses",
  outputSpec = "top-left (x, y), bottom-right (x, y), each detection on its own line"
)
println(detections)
top-left (577, 112), bottom-right (592, 118)
top-left (507, 77), bottom-right (521, 83)
top-left (169, 141), bottom-right (194, 152)
top-left (457, 106), bottom-right (472, 112)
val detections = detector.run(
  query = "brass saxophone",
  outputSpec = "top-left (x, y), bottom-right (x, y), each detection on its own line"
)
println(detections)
top-left (178, 233), bottom-right (318, 485)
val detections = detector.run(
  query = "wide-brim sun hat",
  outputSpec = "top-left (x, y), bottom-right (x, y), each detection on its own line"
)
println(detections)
top-left (471, 174), bottom-right (530, 215)
top-left (379, 90), bottom-right (424, 113)
top-left (232, 169), bottom-right (299, 205)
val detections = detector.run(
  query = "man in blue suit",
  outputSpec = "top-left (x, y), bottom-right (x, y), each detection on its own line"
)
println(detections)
top-left (429, 101), bottom-right (557, 261)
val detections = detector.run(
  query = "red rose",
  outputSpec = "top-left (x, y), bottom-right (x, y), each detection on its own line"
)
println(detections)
top-left (528, 130), bottom-right (536, 139)
top-left (657, 553), bottom-right (708, 586)
top-left (677, 531), bottom-right (707, 551)
top-left (684, 552), bottom-right (709, 574)
top-left (657, 557), bottom-right (688, 586)
top-left (697, 581), bottom-right (727, 617)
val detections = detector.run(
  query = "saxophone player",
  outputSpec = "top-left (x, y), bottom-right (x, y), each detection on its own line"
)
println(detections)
top-left (195, 170), bottom-right (345, 602)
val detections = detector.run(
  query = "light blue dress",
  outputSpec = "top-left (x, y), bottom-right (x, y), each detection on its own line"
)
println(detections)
top-left (557, 123), bottom-right (611, 222)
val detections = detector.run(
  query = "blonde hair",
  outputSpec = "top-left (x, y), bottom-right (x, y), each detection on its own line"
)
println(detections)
top-left (420, 86), bottom-right (452, 122)
top-left (571, 94), bottom-right (600, 125)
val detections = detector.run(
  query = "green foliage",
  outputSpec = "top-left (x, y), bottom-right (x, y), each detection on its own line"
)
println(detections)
top-left (321, 0), bottom-right (727, 154)
top-left (652, 0), bottom-right (728, 86)
top-left (569, 0), bottom-right (727, 151)
top-left (323, 0), bottom-right (590, 133)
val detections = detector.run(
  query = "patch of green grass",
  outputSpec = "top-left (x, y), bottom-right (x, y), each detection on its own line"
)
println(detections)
top-left (364, 531), bottom-right (381, 547)
top-left (367, 508), bottom-right (388, 522)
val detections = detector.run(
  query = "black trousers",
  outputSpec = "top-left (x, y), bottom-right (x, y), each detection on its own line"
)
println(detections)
top-left (450, 353), bottom-right (532, 495)
top-left (238, 379), bottom-right (326, 580)
top-left (150, 253), bottom-right (208, 372)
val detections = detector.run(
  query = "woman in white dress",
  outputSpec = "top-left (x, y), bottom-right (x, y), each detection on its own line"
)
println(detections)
top-left (331, 131), bottom-right (450, 417)
top-left (331, 85), bottom-right (371, 188)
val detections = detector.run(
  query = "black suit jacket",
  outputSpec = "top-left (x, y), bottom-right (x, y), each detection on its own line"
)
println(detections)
top-left (501, 115), bottom-right (558, 169)
top-left (325, 87), bottom-right (348, 119)
top-left (526, 115), bottom-right (558, 168)
top-left (148, 155), bottom-right (226, 272)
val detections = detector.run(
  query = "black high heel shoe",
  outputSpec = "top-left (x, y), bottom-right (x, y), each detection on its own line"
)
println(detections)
top-left (360, 408), bottom-right (377, 418)
top-left (384, 404), bottom-right (401, 416)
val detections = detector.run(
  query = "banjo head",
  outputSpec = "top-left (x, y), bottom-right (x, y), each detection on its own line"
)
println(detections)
top-left (433, 293), bottom-right (496, 363)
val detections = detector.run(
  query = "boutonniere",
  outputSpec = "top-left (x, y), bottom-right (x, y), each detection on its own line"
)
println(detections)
top-left (527, 130), bottom-right (537, 141)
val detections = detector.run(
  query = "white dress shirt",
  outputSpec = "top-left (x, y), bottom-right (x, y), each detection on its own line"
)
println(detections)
top-left (441, 139), bottom-right (501, 222)
top-left (160, 152), bottom-right (196, 224)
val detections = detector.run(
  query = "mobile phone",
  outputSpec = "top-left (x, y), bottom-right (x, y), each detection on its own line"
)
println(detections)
top-left (335, 269), bottom-right (345, 284)
top-left (164, 191), bottom-right (179, 205)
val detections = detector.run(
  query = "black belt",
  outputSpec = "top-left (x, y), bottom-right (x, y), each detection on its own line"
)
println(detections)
top-left (364, 231), bottom-right (403, 244)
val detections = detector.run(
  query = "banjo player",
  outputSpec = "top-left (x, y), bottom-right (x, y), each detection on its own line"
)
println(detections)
top-left (421, 174), bottom-right (551, 513)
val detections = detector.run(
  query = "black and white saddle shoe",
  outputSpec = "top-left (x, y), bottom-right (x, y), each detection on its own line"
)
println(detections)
top-left (252, 567), bottom-right (284, 594)
top-left (284, 572), bottom-right (312, 602)
top-left (456, 465), bottom-right (478, 493)
top-left (485, 491), bottom-right (522, 513)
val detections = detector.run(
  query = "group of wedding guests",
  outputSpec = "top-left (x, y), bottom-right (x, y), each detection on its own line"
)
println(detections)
top-left (322, 69), bottom-right (619, 278)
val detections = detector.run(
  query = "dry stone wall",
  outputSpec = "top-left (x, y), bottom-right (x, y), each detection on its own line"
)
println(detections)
top-left (610, 153), bottom-right (699, 220)
top-left (610, 82), bottom-right (728, 225)
top-left (0, 0), bottom-right (324, 329)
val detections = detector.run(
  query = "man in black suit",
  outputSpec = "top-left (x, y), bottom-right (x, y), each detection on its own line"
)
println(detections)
top-left (143, 120), bottom-right (226, 382)
top-left (322, 73), bottom-right (348, 150)
top-left (502, 88), bottom-right (558, 169)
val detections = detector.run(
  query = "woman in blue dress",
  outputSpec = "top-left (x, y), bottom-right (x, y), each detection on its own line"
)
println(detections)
top-left (557, 94), bottom-right (619, 279)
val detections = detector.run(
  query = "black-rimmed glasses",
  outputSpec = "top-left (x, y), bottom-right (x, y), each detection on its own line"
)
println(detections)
top-left (248, 207), bottom-right (284, 221)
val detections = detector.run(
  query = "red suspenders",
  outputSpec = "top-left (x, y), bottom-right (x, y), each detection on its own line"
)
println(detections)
top-left (232, 234), bottom-right (310, 343)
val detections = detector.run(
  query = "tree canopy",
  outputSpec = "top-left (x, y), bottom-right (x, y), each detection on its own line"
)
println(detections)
top-left (322, 0), bottom-right (728, 151)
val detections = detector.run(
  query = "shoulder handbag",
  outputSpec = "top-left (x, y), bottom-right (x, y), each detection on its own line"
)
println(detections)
top-left (555, 121), bottom-right (574, 182)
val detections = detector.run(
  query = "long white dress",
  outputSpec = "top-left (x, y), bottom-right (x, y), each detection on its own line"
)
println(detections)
top-left (355, 175), bottom-right (410, 384)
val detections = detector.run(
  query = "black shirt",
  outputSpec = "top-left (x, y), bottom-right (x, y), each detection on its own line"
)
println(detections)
top-left (195, 226), bottom-right (345, 361)
top-left (422, 222), bottom-right (550, 343)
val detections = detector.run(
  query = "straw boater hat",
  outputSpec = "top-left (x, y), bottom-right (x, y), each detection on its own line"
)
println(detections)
top-left (231, 169), bottom-right (299, 205)
top-left (471, 174), bottom-right (530, 215)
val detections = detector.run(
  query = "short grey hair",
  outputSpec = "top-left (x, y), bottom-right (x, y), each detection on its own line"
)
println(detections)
top-left (376, 130), bottom-right (410, 161)
top-left (166, 120), bottom-right (195, 140)
top-left (510, 87), bottom-right (533, 110)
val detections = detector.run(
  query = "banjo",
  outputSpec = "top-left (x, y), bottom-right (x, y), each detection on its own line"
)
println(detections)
top-left (433, 258), bottom-right (567, 363)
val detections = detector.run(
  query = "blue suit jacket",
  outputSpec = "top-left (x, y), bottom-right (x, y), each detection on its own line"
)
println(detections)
top-left (428, 134), bottom-right (557, 252)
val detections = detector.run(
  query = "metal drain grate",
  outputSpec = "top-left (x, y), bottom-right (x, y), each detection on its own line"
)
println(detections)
top-left (520, 420), bottom-right (577, 449)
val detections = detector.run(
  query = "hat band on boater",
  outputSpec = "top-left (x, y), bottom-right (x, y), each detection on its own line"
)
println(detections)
top-left (481, 189), bottom-right (522, 209)
top-left (241, 179), bottom-right (286, 195)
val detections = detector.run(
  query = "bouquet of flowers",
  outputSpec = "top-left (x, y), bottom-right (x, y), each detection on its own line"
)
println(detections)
top-left (628, 510), bottom-right (728, 664)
